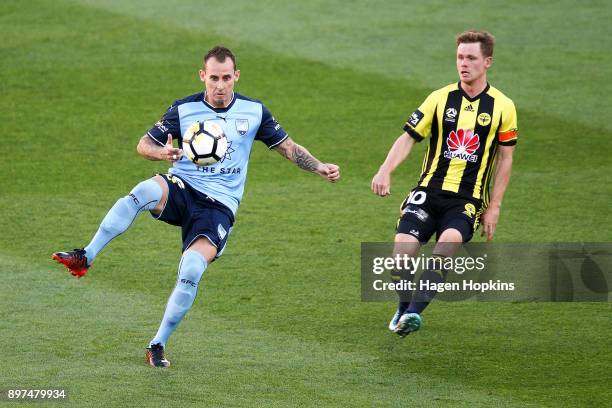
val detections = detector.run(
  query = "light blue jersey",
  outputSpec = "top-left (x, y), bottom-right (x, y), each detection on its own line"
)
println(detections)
top-left (147, 92), bottom-right (288, 215)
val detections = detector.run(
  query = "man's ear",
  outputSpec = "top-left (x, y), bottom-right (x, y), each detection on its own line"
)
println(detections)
top-left (484, 56), bottom-right (493, 69)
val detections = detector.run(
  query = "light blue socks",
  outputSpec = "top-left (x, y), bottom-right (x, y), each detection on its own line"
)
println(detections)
top-left (84, 178), bottom-right (162, 264)
top-left (82, 178), bottom-right (208, 347)
top-left (150, 250), bottom-right (208, 347)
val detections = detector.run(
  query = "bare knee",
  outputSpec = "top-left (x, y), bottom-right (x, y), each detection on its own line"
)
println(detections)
top-left (438, 228), bottom-right (463, 243)
top-left (150, 175), bottom-right (169, 215)
top-left (186, 237), bottom-right (217, 264)
top-left (435, 228), bottom-right (463, 257)
top-left (394, 233), bottom-right (420, 257)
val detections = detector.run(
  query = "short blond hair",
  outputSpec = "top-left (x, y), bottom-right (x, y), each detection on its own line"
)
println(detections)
top-left (456, 30), bottom-right (495, 57)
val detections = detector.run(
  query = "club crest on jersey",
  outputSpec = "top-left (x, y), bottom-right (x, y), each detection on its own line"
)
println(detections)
top-left (235, 119), bottom-right (249, 135)
top-left (444, 128), bottom-right (480, 162)
top-left (444, 108), bottom-right (457, 123)
top-left (477, 113), bottom-right (491, 126)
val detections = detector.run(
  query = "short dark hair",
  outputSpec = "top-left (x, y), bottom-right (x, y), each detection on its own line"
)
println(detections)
top-left (203, 46), bottom-right (237, 70)
top-left (456, 30), bottom-right (495, 58)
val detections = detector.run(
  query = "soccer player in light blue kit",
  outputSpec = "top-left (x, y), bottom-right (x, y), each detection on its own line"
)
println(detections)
top-left (52, 46), bottom-right (340, 367)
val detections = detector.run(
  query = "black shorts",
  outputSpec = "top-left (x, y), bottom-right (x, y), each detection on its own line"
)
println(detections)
top-left (396, 186), bottom-right (483, 243)
top-left (154, 174), bottom-right (234, 257)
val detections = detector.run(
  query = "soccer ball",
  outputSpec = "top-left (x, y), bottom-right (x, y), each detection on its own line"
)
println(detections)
top-left (182, 121), bottom-right (228, 166)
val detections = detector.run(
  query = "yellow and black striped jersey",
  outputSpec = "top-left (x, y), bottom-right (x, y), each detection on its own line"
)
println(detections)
top-left (403, 82), bottom-right (518, 206)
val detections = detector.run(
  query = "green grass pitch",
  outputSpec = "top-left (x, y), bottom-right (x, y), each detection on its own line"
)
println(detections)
top-left (1, 0), bottom-right (610, 406)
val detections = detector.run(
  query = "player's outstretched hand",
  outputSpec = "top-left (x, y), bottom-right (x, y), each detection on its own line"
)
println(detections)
top-left (316, 163), bottom-right (340, 183)
top-left (163, 134), bottom-right (183, 163)
top-left (371, 171), bottom-right (391, 196)
top-left (480, 206), bottom-right (500, 241)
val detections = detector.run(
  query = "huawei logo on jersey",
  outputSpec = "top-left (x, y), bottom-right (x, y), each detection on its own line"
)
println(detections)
top-left (444, 128), bottom-right (480, 162)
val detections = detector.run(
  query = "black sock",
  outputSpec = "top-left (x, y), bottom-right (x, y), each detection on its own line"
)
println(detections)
top-left (390, 267), bottom-right (415, 310)
top-left (407, 255), bottom-right (448, 314)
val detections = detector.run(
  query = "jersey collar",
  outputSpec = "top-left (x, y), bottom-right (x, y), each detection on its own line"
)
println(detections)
top-left (457, 81), bottom-right (490, 102)
top-left (202, 91), bottom-right (236, 112)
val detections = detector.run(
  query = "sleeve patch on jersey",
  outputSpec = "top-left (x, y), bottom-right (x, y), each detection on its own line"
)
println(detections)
top-left (406, 109), bottom-right (424, 128)
top-left (499, 129), bottom-right (518, 142)
top-left (154, 120), bottom-right (170, 134)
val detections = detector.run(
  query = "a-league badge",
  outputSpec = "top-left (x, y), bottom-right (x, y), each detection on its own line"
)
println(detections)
top-left (235, 119), bottom-right (249, 136)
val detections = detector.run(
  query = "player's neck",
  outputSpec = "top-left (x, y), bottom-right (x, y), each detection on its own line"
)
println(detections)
top-left (460, 77), bottom-right (488, 99)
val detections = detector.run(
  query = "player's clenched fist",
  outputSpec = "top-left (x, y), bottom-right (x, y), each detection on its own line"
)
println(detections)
top-left (317, 163), bottom-right (340, 183)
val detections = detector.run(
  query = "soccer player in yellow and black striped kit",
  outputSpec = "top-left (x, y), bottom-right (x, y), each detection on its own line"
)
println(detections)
top-left (371, 30), bottom-right (518, 336)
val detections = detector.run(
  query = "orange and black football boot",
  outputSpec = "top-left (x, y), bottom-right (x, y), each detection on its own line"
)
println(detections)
top-left (52, 248), bottom-right (90, 278)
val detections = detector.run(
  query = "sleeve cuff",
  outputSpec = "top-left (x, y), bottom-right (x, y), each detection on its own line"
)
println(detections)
top-left (403, 125), bottom-right (424, 142)
top-left (498, 139), bottom-right (517, 146)
top-left (267, 133), bottom-right (289, 149)
top-left (146, 131), bottom-right (166, 146)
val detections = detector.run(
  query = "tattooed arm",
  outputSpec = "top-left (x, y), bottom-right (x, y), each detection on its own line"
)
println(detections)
top-left (274, 137), bottom-right (340, 182)
top-left (137, 133), bottom-right (183, 163)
